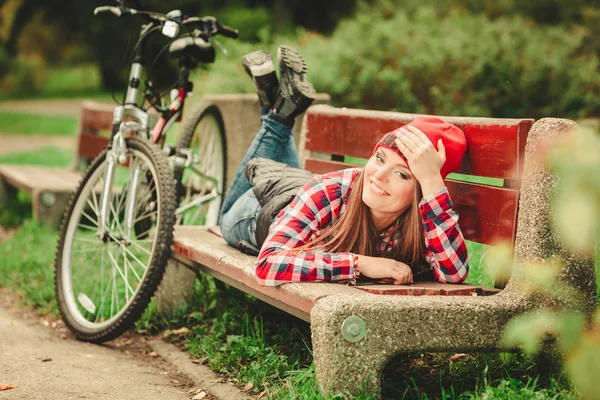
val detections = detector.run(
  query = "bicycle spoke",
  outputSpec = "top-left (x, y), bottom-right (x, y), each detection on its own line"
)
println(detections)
top-left (77, 223), bottom-right (98, 232)
top-left (122, 246), bottom-right (142, 282)
top-left (107, 246), bottom-right (135, 303)
top-left (107, 232), bottom-right (149, 273)
top-left (132, 210), bottom-right (157, 224)
top-left (127, 238), bottom-right (152, 257)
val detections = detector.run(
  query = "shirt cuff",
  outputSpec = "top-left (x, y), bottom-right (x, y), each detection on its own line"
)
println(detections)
top-left (419, 187), bottom-right (453, 220)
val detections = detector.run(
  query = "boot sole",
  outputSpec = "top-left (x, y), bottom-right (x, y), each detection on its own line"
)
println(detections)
top-left (277, 45), bottom-right (308, 76)
top-left (241, 50), bottom-right (275, 77)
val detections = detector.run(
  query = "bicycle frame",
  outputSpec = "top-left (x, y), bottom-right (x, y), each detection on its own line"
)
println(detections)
top-left (97, 22), bottom-right (191, 240)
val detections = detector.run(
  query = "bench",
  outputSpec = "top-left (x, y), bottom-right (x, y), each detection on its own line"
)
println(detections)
top-left (168, 105), bottom-right (597, 397)
top-left (0, 101), bottom-right (113, 228)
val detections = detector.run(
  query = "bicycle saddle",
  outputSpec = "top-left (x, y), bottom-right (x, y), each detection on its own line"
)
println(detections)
top-left (169, 37), bottom-right (216, 63)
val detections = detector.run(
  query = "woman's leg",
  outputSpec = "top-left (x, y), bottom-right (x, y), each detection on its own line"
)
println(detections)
top-left (219, 112), bottom-right (302, 218)
top-left (219, 45), bottom-right (315, 248)
top-left (220, 188), bottom-right (261, 248)
top-left (220, 45), bottom-right (314, 219)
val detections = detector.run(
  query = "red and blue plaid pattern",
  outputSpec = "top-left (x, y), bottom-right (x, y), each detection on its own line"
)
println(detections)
top-left (255, 168), bottom-right (469, 286)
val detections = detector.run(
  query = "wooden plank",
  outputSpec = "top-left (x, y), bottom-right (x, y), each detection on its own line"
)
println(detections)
top-left (290, 161), bottom-right (520, 245)
top-left (446, 180), bottom-right (519, 245)
top-left (305, 158), bottom-right (355, 175)
top-left (0, 165), bottom-right (81, 193)
top-left (77, 133), bottom-right (109, 161)
top-left (354, 282), bottom-right (501, 296)
top-left (80, 101), bottom-right (114, 133)
top-left (172, 226), bottom-right (372, 321)
top-left (302, 105), bottom-right (534, 180)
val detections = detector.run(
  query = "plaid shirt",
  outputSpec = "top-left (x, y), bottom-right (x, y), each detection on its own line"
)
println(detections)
top-left (255, 168), bottom-right (469, 286)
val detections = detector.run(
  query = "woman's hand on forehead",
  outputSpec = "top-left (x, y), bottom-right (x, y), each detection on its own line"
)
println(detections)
top-left (393, 125), bottom-right (447, 195)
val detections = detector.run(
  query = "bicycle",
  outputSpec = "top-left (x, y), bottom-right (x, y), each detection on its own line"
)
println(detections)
top-left (54, 0), bottom-right (238, 343)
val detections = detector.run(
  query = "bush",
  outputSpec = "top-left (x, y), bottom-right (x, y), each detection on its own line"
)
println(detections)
top-left (300, 7), bottom-right (600, 119)
top-left (192, 6), bottom-right (600, 119)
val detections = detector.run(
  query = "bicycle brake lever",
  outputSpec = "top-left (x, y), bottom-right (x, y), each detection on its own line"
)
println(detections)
top-left (212, 39), bottom-right (227, 55)
top-left (94, 6), bottom-right (122, 16)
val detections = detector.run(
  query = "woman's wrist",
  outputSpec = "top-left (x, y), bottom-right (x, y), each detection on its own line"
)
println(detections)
top-left (419, 175), bottom-right (445, 198)
top-left (349, 254), bottom-right (360, 285)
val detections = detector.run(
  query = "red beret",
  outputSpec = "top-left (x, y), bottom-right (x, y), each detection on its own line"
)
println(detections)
top-left (372, 116), bottom-right (467, 179)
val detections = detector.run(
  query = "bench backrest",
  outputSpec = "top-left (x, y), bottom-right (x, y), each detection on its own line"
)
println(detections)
top-left (74, 101), bottom-right (113, 169)
top-left (299, 105), bottom-right (535, 246)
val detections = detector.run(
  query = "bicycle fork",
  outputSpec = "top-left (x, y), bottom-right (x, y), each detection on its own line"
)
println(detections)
top-left (97, 109), bottom-right (144, 243)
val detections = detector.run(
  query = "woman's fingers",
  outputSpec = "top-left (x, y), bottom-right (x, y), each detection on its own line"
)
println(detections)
top-left (394, 138), bottom-right (412, 157)
top-left (394, 129), bottom-right (418, 154)
top-left (390, 265), bottom-right (413, 285)
top-left (406, 125), bottom-right (431, 146)
top-left (437, 138), bottom-right (446, 162)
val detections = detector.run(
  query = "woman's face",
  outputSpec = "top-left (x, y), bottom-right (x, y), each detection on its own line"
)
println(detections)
top-left (362, 147), bottom-right (417, 229)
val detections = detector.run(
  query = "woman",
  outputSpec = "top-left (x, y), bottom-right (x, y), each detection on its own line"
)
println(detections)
top-left (219, 45), bottom-right (468, 287)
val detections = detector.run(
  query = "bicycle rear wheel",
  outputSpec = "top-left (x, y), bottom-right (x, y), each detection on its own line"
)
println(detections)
top-left (55, 137), bottom-right (176, 343)
top-left (175, 104), bottom-right (227, 226)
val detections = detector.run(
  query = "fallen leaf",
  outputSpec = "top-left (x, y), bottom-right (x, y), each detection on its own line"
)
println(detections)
top-left (243, 382), bottom-right (253, 392)
top-left (148, 351), bottom-right (159, 358)
top-left (450, 353), bottom-right (468, 363)
top-left (191, 359), bottom-right (201, 364)
top-left (41, 358), bottom-right (52, 362)
top-left (172, 327), bottom-right (189, 335)
top-left (200, 357), bottom-right (209, 365)
top-left (192, 391), bottom-right (208, 399)
top-left (0, 385), bottom-right (17, 391)
top-left (41, 320), bottom-right (50, 327)
top-left (51, 322), bottom-right (57, 329)
top-left (257, 389), bottom-right (268, 399)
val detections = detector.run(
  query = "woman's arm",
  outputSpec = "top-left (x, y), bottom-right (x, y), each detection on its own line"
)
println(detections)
top-left (420, 187), bottom-right (469, 283)
top-left (255, 171), bottom-right (358, 286)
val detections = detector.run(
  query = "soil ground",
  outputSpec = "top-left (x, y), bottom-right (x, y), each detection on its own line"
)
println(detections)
top-left (0, 289), bottom-right (194, 400)
top-left (0, 99), bottom-right (251, 400)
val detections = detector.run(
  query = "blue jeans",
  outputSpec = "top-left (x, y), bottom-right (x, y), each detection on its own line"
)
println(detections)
top-left (219, 111), bottom-right (301, 248)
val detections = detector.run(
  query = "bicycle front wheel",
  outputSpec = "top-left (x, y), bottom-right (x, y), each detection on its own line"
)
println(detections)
top-left (55, 137), bottom-right (176, 343)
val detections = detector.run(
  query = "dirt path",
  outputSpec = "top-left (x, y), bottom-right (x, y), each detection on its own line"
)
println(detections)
top-left (0, 99), bottom-right (112, 117)
top-left (0, 133), bottom-right (75, 157)
top-left (0, 291), bottom-right (192, 400)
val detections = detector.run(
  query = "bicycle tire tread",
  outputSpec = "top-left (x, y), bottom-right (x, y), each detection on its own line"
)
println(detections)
top-left (54, 137), bottom-right (176, 343)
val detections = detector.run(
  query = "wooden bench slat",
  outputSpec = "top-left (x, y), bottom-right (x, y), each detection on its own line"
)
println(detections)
top-left (172, 226), bottom-right (500, 316)
top-left (303, 105), bottom-right (533, 180)
top-left (446, 180), bottom-right (519, 245)
top-left (172, 226), bottom-right (373, 322)
top-left (77, 133), bottom-right (109, 161)
top-left (355, 282), bottom-right (500, 296)
top-left (0, 165), bottom-right (81, 192)
top-left (303, 159), bottom-right (519, 245)
top-left (80, 101), bottom-right (114, 133)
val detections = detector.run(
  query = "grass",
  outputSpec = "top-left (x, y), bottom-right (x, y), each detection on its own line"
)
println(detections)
top-left (0, 146), bottom-right (73, 167)
top-left (0, 220), bottom-right (59, 316)
top-left (0, 111), bottom-right (77, 136)
top-left (0, 141), bottom-right (586, 398)
top-left (0, 64), bottom-right (113, 102)
top-left (0, 216), bottom-right (580, 398)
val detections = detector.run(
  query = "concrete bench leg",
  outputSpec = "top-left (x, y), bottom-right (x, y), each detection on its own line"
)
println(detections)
top-left (311, 298), bottom-right (390, 399)
top-left (32, 190), bottom-right (72, 229)
top-left (0, 177), bottom-right (17, 207)
top-left (155, 258), bottom-right (197, 315)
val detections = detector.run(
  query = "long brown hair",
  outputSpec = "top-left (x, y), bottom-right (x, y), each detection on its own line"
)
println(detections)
top-left (294, 169), bottom-right (426, 270)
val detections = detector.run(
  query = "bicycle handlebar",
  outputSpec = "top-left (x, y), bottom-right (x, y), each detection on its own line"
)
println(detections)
top-left (93, 5), bottom-right (239, 40)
